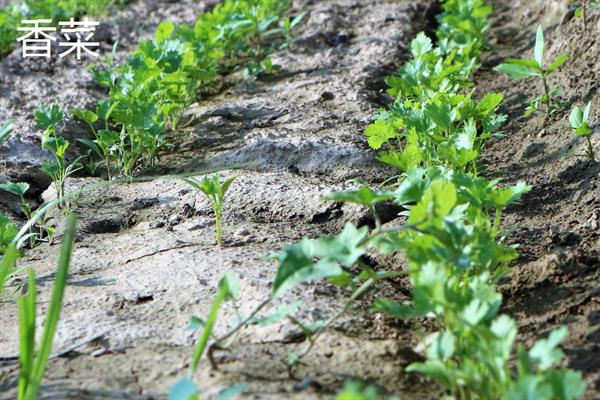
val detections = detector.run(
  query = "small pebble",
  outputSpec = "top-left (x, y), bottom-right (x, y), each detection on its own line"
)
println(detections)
top-left (234, 227), bottom-right (251, 237)
top-left (168, 214), bottom-right (182, 226)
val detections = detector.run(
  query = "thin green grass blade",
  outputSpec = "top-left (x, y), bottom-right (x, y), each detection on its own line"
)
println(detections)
top-left (17, 269), bottom-right (36, 400)
top-left (188, 285), bottom-right (227, 376)
top-left (0, 245), bottom-right (19, 298)
top-left (23, 214), bottom-right (77, 400)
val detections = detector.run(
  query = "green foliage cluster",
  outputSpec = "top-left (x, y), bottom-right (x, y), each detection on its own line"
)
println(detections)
top-left (364, 0), bottom-right (505, 175)
top-left (74, 0), bottom-right (299, 178)
top-left (0, 0), bottom-right (125, 57)
top-left (177, 1), bottom-right (587, 399)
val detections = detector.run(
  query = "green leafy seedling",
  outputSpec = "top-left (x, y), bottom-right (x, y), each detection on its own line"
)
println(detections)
top-left (569, 101), bottom-right (595, 161)
top-left (36, 105), bottom-right (85, 206)
top-left (183, 176), bottom-right (236, 244)
top-left (494, 25), bottom-right (567, 115)
top-left (0, 182), bottom-right (36, 246)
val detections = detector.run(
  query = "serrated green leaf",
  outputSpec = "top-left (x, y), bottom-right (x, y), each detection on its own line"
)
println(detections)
top-left (410, 32), bottom-right (433, 57)
top-left (35, 105), bottom-right (64, 131)
top-left (364, 120), bottom-right (397, 150)
top-left (476, 92), bottom-right (504, 115)
top-left (70, 109), bottom-right (98, 126)
top-left (156, 21), bottom-right (175, 42)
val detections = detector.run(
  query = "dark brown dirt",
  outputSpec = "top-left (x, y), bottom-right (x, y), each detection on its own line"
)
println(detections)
top-left (476, 0), bottom-right (600, 396)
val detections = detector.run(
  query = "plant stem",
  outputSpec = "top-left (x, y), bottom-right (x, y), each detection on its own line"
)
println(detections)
top-left (23, 214), bottom-right (77, 400)
top-left (493, 208), bottom-right (503, 237)
top-left (585, 135), bottom-right (596, 162)
top-left (541, 74), bottom-right (551, 113)
top-left (213, 298), bottom-right (271, 344)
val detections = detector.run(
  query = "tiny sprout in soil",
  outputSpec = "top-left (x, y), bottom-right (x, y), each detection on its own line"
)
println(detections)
top-left (569, 101), bottom-right (595, 161)
top-left (183, 175), bottom-right (236, 244)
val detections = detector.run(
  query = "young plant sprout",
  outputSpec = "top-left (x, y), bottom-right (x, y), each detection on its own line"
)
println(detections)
top-left (574, 0), bottom-right (599, 28)
top-left (183, 175), bottom-right (236, 244)
top-left (569, 101), bottom-right (595, 161)
top-left (494, 25), bottom-right (568, 115)
top-left (35, 105), bottom-right (84, 206)
top-left (0, 182), bottom-right (35, 246)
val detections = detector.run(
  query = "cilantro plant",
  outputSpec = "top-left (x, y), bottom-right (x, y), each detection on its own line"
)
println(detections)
top-left (85, 0), bottom-right (298, 178)
top-left (183, 175), bottom-right (236, 244)
top-left (36, 105), bottom-right (84, 206)
top-left (494, 25), bottom-right (568, 116)
top-left (71, 105), bottom-right (119, 180)
top-left (177, 1), bottom-right (587, 399)
top-left (569, 101), bottom-right (595, 161)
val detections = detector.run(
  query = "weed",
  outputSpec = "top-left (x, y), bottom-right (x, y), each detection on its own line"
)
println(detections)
top-left (183, 176), bottom-right (236, 244)
top-left (569, 101), bottom-right (595, 161)
top-left (15, 213), bottom-right (77, 400)
top-left (494, 25), bottom-right (568, 115)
